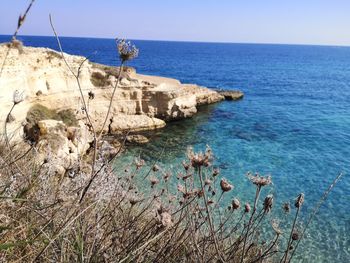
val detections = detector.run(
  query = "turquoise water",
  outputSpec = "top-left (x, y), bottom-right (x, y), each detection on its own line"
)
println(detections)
top-left (1, 35), bottom-right (349, 262)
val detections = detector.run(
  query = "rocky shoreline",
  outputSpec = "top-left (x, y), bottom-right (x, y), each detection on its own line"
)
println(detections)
top-left (0, 43), bottom-right (243, 175)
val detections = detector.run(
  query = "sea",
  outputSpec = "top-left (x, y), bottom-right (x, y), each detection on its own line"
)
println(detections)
top-left (1, 35), bottom-right (349, 262)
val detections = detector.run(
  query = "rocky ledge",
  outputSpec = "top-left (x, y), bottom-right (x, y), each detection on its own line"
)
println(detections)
top-left (216, 90), bottom-right (244, 101)
top-left (0, 43), bottom-right (243, 175)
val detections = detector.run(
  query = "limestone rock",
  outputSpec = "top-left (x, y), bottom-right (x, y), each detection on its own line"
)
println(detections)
top-left (126, 134), bottom-right (149, 144)
top-left (0, 44), bottom-right (242, 143)
top-left (36, 119), bottom-right (93, 173)
top-left (216, 90), bottom-right (244, 101)
top-left (110, 115), bottom-right (166, 133)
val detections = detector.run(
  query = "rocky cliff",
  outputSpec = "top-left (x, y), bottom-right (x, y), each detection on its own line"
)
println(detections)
top-left (0, 43), bottom-right (226, 142)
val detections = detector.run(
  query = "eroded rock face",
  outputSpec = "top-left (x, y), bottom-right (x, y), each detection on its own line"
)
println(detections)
top-left (36, 120), bottom-right (93, 175)
top-left (0, 44), bottom-right (228, 142)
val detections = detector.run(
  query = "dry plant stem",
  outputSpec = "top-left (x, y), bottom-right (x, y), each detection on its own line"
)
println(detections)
top-left (282, 206), bottom-right (300, 263)
top-left (80, 132), bottom-right (129, 203)
top-left (0, 145), bottom-right (33, 169)
top-left (4, 104), bottom-right (15, 151)
top-left (49, 14), bottom-right (98, 178)
top-left (198, 166), bottom-right (225, 262)
top-left (4, 103), bottom-right (24, 175)
top-left (97, 63), bottom-right (124, 140)
top-left (241, 185), bottom-right (262, 263)
top-left (34, 201), bottom-right (98, 260)
top-left (13, 0), bottom-right (36, 39)
top-left (119, 228), bottom-right (169, 263)
top-left (0, 0), bottom-right (36, 78)
top-left (288, 172), bottom-right (344, 262)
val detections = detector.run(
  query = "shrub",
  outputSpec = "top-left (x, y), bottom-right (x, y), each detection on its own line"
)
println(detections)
top-left (0, 144), bottom-right (308, 262)
top-left (90, 71), bottom-right (111, 87)
top-left (24, 104), bottom-right (78, 142)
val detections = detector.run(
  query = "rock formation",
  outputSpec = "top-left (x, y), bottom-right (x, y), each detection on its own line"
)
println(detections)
top-left (0, 43), bottom-right (243, 174)
top-left (0, 44), bottom-right (227, 142)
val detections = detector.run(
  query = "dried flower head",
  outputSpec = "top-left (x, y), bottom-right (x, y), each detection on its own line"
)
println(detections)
top-left (197, 190), bottom-right (204, 198)
top-left (182, 173), bottom-right (192, 180)
top-left (271, 219), bottom-right (283, 235)
top-left (116, 39), bottom-right (139, 62)
top-left (220, 178), bottom-right (233, 192)
top-left (283, 202), bottom-right (291, 213)
top-left (177, 184), bottom-right (186, 194)
top-left (129, 197), bottom-right (142, 206)
top-left (163, 171), bottom-right (171, 182)
top-left (150, 176), bottom-right (159, 187)
top-left (13, 90), bottom-right (25, 105)
top-left (204, 179), bottom-right (212, 186)
top-left (232, 198), bottom-right (240, 210)
top-left (263, 195), bottom-right (274, 213)
top-left (247, 173), bottom-right (272, 187)
top-left (135, 158), bottom-right (145, 170)
top-left (160, 212), bottom-right (173, 228)
top-left (152, 164), bottom-right (160, 172)
top-left (245, 203), bottom-right (251, 213)
top-left (212, 168), bottom-right (220, 177)
top-left (292, 230), bottom-right (300, 241)
top-left (207, 199), bottom-right (214, 205)
top-left (295, 193), bottom-right (305, 208)
top-left (182, 161), bottom-right (190, 171)
top-left (187, 146), bottom-right (212, 168)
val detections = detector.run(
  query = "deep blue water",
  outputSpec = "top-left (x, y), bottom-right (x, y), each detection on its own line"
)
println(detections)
top-left (1, 35), bottom-right (349, 262)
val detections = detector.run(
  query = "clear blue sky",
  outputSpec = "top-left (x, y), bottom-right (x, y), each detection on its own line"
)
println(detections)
top-left (1, 0), bottom-right (350, 46)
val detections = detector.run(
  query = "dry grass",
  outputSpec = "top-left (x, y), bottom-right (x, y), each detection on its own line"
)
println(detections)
top-left (0, 142), bottom-right (306, 263)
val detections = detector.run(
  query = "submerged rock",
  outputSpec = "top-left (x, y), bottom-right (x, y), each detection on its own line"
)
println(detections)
top-left (126, 134), bottom-right (149, 144)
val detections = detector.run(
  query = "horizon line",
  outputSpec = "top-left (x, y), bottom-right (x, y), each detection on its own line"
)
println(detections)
top-left (1, 33), bottom-right (350, 48)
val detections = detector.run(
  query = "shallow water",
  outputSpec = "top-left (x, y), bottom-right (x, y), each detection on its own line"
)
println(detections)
top-left (1, 35), bottom-right (349, 262)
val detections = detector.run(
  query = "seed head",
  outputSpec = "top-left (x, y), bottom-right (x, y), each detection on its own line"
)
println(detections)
top-left (177, 184), bottom-right (185, 194)
top-left (152, 164), bottom-right (160, 172)
top-left (207, 199), bottom-right (214, 205)
top-left (295, 193), bottom-right (304, 208)
top-left (263, 195), bottom-right (274, 213)
top-left (244, 203), bottom-right (251, 213)
top-left (247, 173), bottom-right (272, 187)
top-left (212, 168), bottom-right (220, 177)
top-left (232, 198), bottom-right (240, 210)
top-left (292, 230), bottom-right (300, 241)
top-left (160, 212), bottom-right (173, 228)
top-left (220, 178), bottom-right (233, 192)
top-left (182, 161), bottom-right (190, 171)
top-left (135, 158), bottom-right (145, 170)
top-left (283, 202), bottom-right (291, 213)
top-left (150, 176), bottom-right (159, 187)
top-left (116, 39), bottom-right (139, 62)
top-left (271, 219), bottom-right (283, 235)
top-left (204, 179), bottom-right (212, 186)
top-left (13, 90), bottom-right (25, 104)
top-left (187, 146), bottom-right (212, 168)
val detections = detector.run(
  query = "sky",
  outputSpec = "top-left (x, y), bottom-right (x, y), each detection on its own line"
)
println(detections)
top-left (1, 0), bottom-right (350, 46)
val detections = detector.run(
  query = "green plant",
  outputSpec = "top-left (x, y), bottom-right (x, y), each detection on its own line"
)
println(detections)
top-left (90, 71), bottom-right (111, 87)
